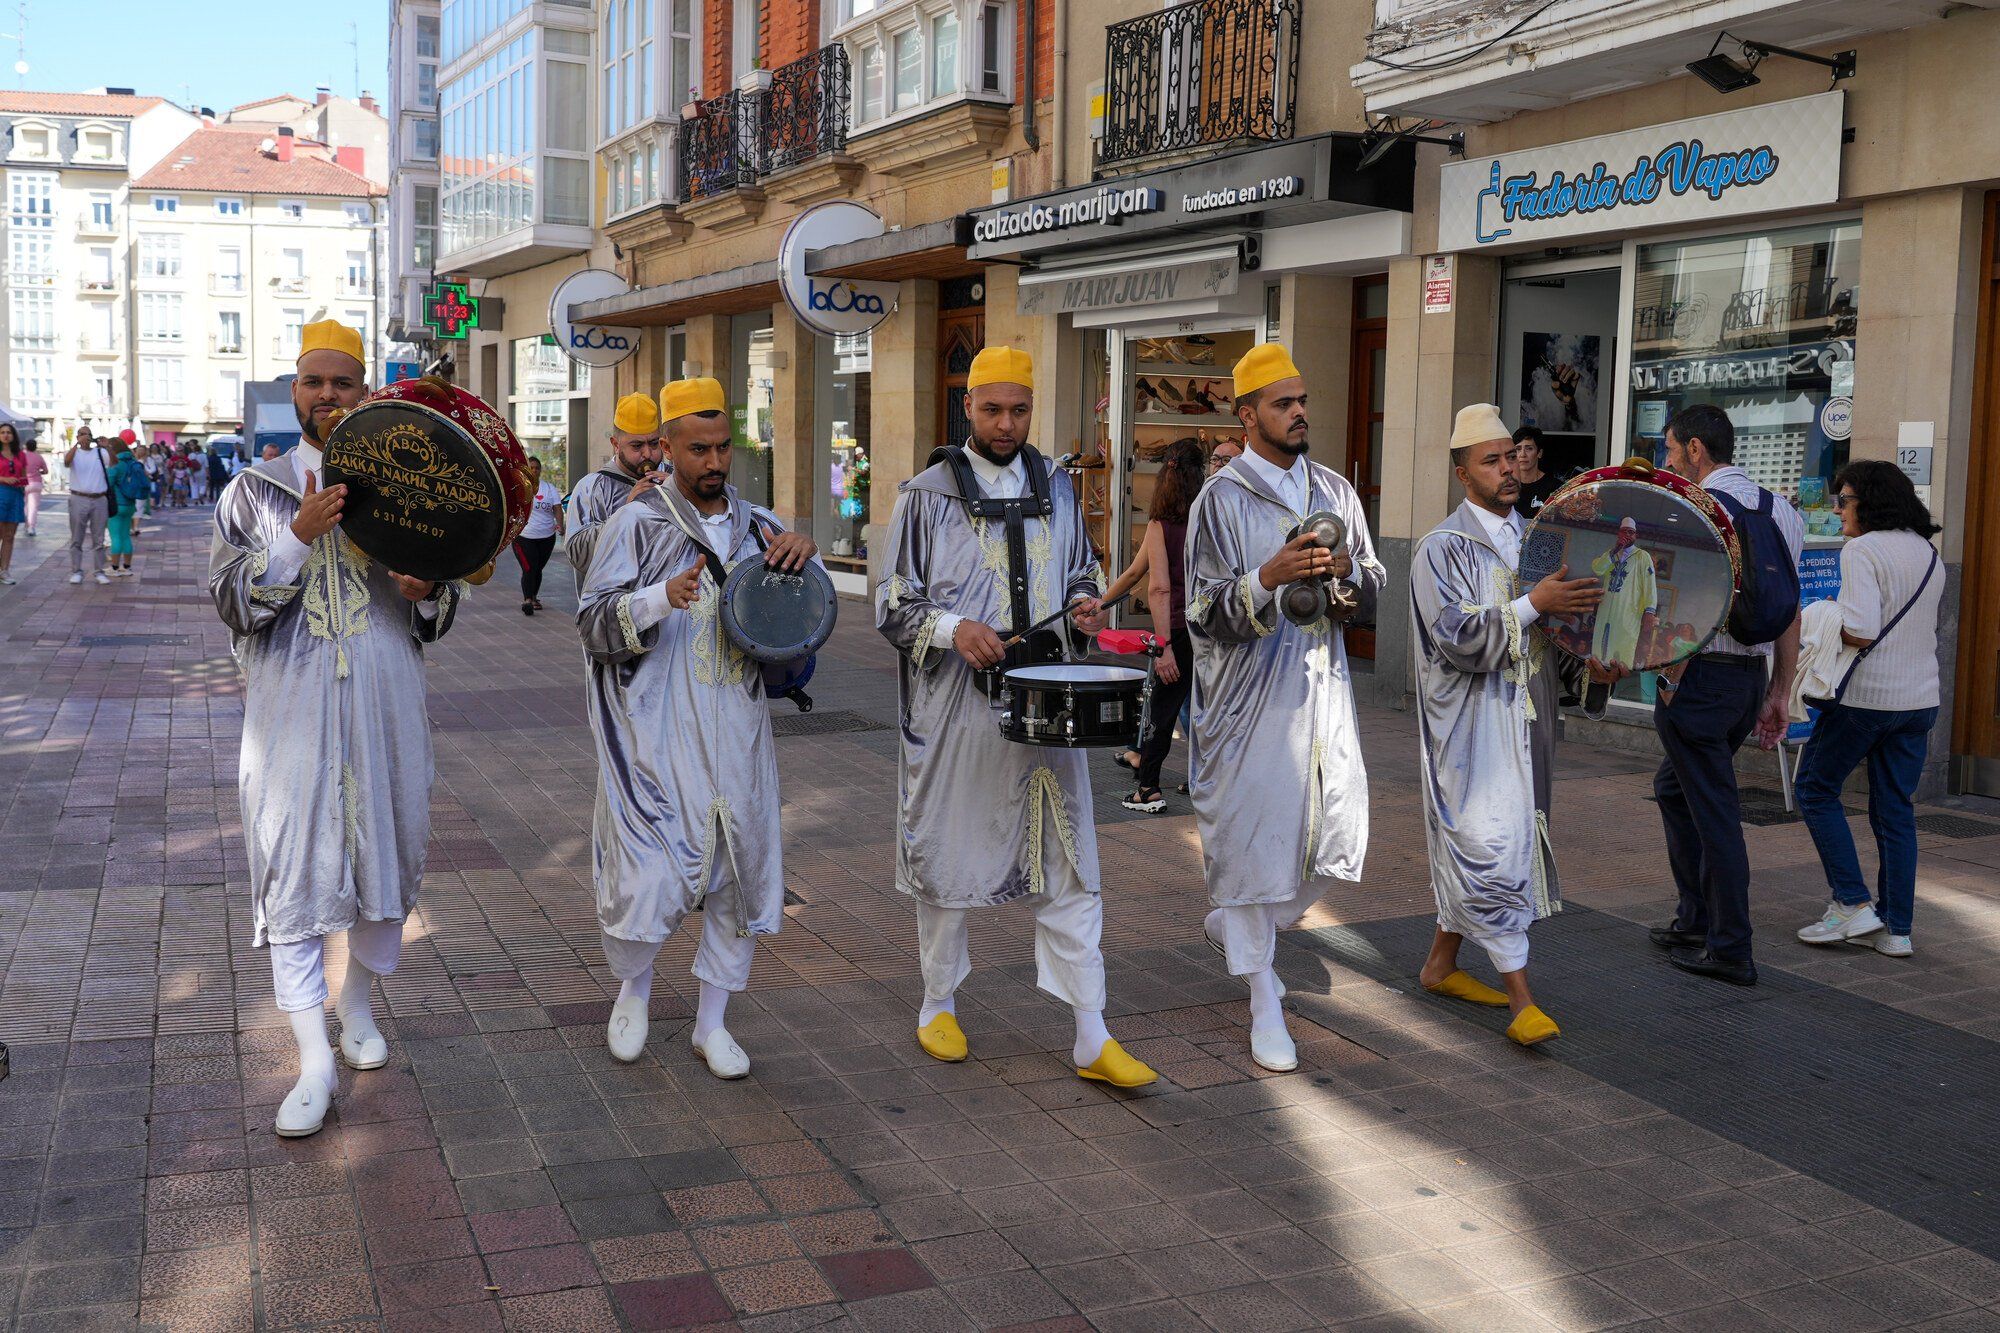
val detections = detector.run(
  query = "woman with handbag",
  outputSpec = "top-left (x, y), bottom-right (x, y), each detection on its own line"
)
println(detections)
top-left (1794, 461), bottom-right (1944, 958)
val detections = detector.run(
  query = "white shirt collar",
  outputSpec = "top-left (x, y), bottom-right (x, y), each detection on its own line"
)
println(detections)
top-left (292, 441), bottom-right (323, 490)
top-left (964, 445), bottom-right (1022, 496)
top-left (1240, 448), bottom-right (1306, 506)
top-left (1466, 499), bottom-right (1520, 545)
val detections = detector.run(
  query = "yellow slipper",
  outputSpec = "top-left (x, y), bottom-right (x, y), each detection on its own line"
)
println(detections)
top-left (1424, 969), bottom-right (1509, 1007)
top-left (1076, 1038), bottom-right (1158, 1088)
top-left (917, 1012), bottom-right (968, 1062)
top-left (1506, 1005), bottom-right (1560, 1047)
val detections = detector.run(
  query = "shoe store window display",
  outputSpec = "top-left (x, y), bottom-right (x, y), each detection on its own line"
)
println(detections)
top-left (1792, 462), bottom-right (1944, 960)
top-left (207, 321), bottom-right (464, 1137)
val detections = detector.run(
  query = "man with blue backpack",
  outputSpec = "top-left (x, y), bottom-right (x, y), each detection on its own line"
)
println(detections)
top-left (1647, 403), bottom-right (1802, 986)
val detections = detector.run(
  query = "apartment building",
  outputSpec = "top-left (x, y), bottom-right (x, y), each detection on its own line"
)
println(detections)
top-left (385, 0), bottom-right (443, 361)
top-left (125, 123), bottom-right (384, 442)
top-left (0, 90), bottom-right (199, 440)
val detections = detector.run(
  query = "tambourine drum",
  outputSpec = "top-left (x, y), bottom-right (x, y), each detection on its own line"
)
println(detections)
top-left (1517, 459), bottom-right (1741, 676)
top-left (321, 378), bottom-right (534, 583)
top-left (997, 664), bottom-right (1149, 748)
top-left (719, 558), bottom-right (837, 664)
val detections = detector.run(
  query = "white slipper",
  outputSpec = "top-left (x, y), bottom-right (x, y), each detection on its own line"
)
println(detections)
top-left (337, 1016), bottom-right (388, 1070)
top-left (275, 1072), bottom-right (336, 1137)
top-left (692, 1028), bottom-right (750, 1079)
top-left (607, 995), bottom-right (649, 1063)
top-left (1249, 1024), bottom-right (1298, 1074)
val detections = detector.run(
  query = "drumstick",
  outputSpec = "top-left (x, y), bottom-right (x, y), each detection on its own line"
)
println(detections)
top-left (1000, 591), bottom-right (1132, 649)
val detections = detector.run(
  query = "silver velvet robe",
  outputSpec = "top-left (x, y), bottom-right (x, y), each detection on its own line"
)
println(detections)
top-left (875, 450), bottom-right (1103, 910)
top-left (576, 484), bottom-right (790, 945)
top-left (565, 468), bottom-right (639, 584)
top-left (209, 459), bottom-right (461, 947)
top-left (1185, 456), bottom-right (1384, 907)
top-left (1411, 502), bottom-right (1562, 948)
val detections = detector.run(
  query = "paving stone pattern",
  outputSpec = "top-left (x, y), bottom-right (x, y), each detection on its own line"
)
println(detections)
top-left (2, 500), bottom-right (2000, 1330)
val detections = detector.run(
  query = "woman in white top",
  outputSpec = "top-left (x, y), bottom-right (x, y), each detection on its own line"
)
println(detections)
top-left (1794, 461), bottom-right (1943, 958)
top-left (513, 458), bottom-right (566, 615)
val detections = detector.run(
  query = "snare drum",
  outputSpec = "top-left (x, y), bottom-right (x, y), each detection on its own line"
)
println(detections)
top-left (997, 664), bottom-right (1149, 748)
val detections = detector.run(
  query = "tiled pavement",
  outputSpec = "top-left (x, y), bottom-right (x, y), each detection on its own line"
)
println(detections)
top-left (3, 498), bottom-right (2000, 1331)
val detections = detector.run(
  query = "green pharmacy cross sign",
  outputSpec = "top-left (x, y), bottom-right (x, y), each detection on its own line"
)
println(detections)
top-left (422, 280), bottom-right (480, 341)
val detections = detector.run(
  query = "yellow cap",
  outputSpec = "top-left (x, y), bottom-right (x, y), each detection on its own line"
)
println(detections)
top-left (661, 376), bottom-right (727, 423)
top-left (966, 346), bottom-right (1033, 392)
top-left (299, 319), bottom-right (365, 369)
top-left (613, 392), bottom-right (660, 435)
top-left (1449, 403), bottom-right (1511, 451)
top-left (1232, 343), bottom-right (1301, 399)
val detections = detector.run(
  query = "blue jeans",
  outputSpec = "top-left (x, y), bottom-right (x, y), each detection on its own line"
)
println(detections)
top-left (1795, 702), bottom-right (1937, 935)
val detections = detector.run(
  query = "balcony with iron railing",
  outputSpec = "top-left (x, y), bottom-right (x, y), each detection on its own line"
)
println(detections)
top-left (678, 45), bottom-right (851, 214)
top-left (211, 274), bottom-right (247, 296)
top-left (1098, 0), bottom-right (1301, 173)
top-left (77, 332), bottom-right (123, 356)
top-left (76, 215), bottom-right (119, 239)
top-left (78, 275), bottom-right (120, 296)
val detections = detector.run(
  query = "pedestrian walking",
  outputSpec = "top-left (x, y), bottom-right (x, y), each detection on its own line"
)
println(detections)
top-left (107, 442), bottom-right (149, 577)
top-left (512, 458), bottom-right (565, 614)
top-left (22, 438), bottom-right (46, 537)
top-left (168, 448), bottom-right (192, 507)
top-left (63, 426), bottom-right (113, 585)
top-left (207, 446), bottom-right (229, 502)
top-left (129, 443), bottom-right (149, 536)
top-left (0, 424), bottom-right (26, 584)
top-left (1121, 438), bottom-right (1204, 813)
top-left (1794, 461), bottom-right (1944, 959)
top-left (1646, 403), bottom-right (1802, 987)
top-left (140, 440), bottom-right (164, 515)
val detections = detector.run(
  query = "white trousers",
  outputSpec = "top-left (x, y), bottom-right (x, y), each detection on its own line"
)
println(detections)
top-left (270, 916), bottom-right (406, 1013)
top-left (1216, 883), bottom-right (1327, 977)
top-left (600, 874), bottom-right (757, 993)
top-left (1452, 925), bottom-right (1529, 975)
top-left (917, 855), bottom-right (1106, 1012)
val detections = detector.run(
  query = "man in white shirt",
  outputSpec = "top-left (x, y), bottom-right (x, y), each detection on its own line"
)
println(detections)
top-left (1647, 403), bottom-right (1803, 987)
top-left (1410, 406), bottom-right (1603, 1046)
top-left (62, 426), bottom-right (113, 585)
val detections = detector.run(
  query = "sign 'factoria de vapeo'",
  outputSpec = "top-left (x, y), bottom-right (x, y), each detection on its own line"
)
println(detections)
top-left (1436, 92), bottom-right (1845, 252)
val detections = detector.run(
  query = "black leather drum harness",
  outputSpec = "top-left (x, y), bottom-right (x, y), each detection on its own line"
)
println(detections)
top-left (927, 443), bottom-right (1065, 690)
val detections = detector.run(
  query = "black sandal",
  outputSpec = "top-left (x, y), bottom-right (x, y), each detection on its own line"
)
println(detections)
top-left (1122, 787), bottom-right (1166, 814)
top-left (1111, 752), bottom-right (1140, 774)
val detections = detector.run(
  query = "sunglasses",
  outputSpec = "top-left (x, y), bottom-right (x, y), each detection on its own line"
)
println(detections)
top-left (1833, 492), bottom-right (1857, 509)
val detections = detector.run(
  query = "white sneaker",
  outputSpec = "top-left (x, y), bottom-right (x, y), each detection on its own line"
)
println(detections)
top-left (1797, 901), bottom-right (1883, 945)
top-left (0, 573), bottom-right (14, 585)
top-left (1874, 934), bottom-right (1913, 958)
top-left (607, 995), bottom-right (649, 1063)
top-left (68, 572), bottom-right (82, 585)
top-left (692, 1028), bottom-right (751, 1079)
top-left (93, 571), bottom-right (110, 585)
top-left (274, 1072), bottom-right (336, 1137)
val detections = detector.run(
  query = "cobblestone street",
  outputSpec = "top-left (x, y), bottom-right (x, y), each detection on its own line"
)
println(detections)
top-left (4, 498), bottom-right (2000, 1331)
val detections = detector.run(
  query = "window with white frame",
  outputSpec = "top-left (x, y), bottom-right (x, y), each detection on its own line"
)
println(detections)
top-left (414, 117), bottom-right (438, 161)
top-left (85, 303), bottom-right (115, 350)
top-left (7, 171), bottom-right (53, 282)
top-left (77, 126), bottom-right (118, 162)
top-left (280, 248), bottom-right (306, 289)
top-left (140, 356), bottom-right (186, 406)
top-left (217, 369), bottom-right (243, 415)
top-left (344, 250), bottom-right (369, 292)
top-left (417, 12), bottom-right (439, 58)
top-left (90, 368), bottom-right (114, 406)
top-left (344, 310), bottom-right (371, 344)
top-left (215, 246), bottom-right (244, 292)
top-left (281, 309), bottom-right (306, 357)
top-left (138, 232), bottom-right (182, 279)
top-left (732, 0), bottom-right (759, 82)
top-left (88, 192), bottom-right (114, 228)
top-left (217, 310), bottom-right (243, 352)
top-left (11, 123), bottom-right (54, 159)
top-left (413, 185), bottom-right (438, 268)
top-left (345, 202), bottom-right (372, 225)
top-left (418, 61), bottom-right (439, 109)
top-left (603, 0), bottom-right (654, 139)
top-left (843, 0), bottom-right (1006, 128)
top-left (278, 200), bottom-right (305, 221)
top-left (8, 289), bottom-right (55, 347)
top-left (84, 247), bottom-right (114, 288)
top-left (139, 293), bottom-right (185, 343)
top-left (10, 354), bottom-right (56, 407)
top-left (152, 195), bottom-right (179, 213)
top-left (215, 197), bottom-right (244, 217)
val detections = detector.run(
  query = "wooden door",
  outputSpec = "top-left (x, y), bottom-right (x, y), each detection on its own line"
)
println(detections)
top-left (1344, 276), bottom-right (1390, 659)
top-left (938, 311), bottom-right (984, 451)
top-left (1954, 193), bottom-right (2000, 795)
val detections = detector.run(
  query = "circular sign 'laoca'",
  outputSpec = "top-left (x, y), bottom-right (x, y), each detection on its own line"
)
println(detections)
top-left (549, 268), bottom-right (642, 369)
top-left (778, 203), bottom-right (900, 338)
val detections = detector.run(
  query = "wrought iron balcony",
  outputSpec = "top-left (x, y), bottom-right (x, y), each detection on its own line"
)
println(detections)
top-left (677, 45), bottom-right (852, 205)
top-left (679, 90), bottom-right (757, 205)
top-left (761, 44), bottom-right (850, 177)
top-left (1099, 0), bottom-right (1300, 171)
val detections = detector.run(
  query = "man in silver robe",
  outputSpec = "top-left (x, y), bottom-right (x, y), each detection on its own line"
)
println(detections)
top-left (1186, 342), bottom-right (1384, 1074)
top-left (565, 391), bottom-right (665, 581)
top-left (875, 346), bottom-right (1156, 1089)
top-left (1411, 405), bottom-right (1601, 1047)
top-left (208, 321), bottom-right (463, 1137)
top-left (575, 377), bottom-right (815, 1079)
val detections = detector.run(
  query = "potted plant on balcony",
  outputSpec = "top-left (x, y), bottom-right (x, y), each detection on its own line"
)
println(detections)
top-left (682, 85), bottom-right (702, 120)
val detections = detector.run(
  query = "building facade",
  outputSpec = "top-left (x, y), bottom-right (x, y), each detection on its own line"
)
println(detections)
top-left (1352, 0), bottom-right (2000, 796)
top-left (125, 124), bottom-right (384, 443)
top-left (385, 0), bottom-right (443, 363)
top-left (0, 91), bottom-right (200, 441)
